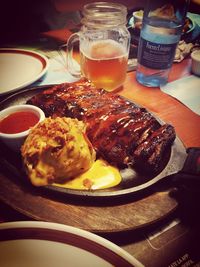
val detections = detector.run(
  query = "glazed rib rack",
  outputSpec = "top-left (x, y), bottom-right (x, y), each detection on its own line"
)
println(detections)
top-left (27, 80), bottom-right (176, 174)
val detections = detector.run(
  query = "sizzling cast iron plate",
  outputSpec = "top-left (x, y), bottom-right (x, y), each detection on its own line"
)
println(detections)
top-left (0, 85), bottom-right (187, 198)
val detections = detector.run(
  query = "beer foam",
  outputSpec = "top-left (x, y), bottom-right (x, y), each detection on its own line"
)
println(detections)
top-left (81, 39), bottom-right (127, 60)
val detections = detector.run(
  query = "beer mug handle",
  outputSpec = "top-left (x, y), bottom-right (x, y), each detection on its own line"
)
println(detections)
top-left (66, 33), bottom-right (81, 78)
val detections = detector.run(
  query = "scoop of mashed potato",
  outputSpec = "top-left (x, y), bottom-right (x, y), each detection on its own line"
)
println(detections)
top-left (21, 117), bottom-right (96, 186)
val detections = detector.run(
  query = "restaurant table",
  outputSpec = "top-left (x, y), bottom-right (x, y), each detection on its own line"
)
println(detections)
top-left (0, 43), bottom-right (200, 266)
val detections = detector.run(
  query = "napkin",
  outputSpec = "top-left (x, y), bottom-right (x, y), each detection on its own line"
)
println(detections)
top-left (160, 75), bottom-right (200, 116)
top-left (32, 51), bottom-right (79, 87)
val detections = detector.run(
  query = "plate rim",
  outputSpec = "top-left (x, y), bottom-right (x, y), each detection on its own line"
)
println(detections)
top-left (0, 221), bottom-right (143, 267)
top-left (0, 48), bottom-right (49, 96)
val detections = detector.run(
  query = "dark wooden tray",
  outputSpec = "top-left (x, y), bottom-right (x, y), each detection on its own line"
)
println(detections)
top-left (0, 168), bottom-right (179, 233)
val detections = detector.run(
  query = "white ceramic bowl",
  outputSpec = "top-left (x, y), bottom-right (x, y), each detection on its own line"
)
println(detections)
top-left (0, 104), bottom-right (45, 152)
top-left (191, 50), bottom-right (200, 76)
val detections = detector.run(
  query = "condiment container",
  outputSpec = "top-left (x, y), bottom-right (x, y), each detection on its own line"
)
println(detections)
top-left (0, 104), bottom-right (45, 152)
top-left (133, 10), bottom-right (143, 24)
top-left (191, 50), bottom-right (200, 76)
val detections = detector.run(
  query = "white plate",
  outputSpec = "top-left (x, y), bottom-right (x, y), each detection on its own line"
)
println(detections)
top-left (0, 48), bottom-right (49, 96)
top-left (0, 221), bottom-right (143, 267)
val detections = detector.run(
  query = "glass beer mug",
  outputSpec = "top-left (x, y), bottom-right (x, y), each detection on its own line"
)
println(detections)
top-left (66, 2), bottom-right (130, 91)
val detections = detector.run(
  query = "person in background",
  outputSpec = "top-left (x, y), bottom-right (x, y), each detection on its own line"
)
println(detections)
top-left (0, 0), bottom-right (145, 44)
top-left (0, 0), bottom-right (199, 44)
top-left (39, 0), bottom-right (147, 32)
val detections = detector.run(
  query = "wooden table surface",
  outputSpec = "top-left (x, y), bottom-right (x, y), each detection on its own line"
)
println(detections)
top-left (0, 52), bottom-right (200, 266)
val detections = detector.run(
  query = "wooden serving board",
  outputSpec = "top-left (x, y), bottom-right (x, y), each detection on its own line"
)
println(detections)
top-left (0, 168), bottom-right (178, 233)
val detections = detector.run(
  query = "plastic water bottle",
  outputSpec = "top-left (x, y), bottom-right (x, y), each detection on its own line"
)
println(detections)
top-left (136, 0), bottom-right (190, 87)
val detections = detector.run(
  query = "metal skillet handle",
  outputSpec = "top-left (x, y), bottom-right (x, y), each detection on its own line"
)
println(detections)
top-left (172, 147), bottom-right (200, 193)
top-left (170, 147), bottom-right (200, 215)
top-left (173, 147), bottom-right (200, 192)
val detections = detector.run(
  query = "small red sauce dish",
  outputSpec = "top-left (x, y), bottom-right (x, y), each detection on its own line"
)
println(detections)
top-left (0, 104), bottom-right (45, 152)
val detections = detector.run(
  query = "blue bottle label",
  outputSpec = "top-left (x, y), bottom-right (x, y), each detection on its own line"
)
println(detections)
top-left (138, 37), bottom-right (177, 70)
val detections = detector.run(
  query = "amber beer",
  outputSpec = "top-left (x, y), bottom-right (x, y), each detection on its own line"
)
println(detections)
top-left (80, 40), bottom-right (128, 91)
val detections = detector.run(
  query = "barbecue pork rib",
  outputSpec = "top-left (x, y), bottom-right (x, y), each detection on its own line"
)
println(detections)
top-left (27, 79), bottom-right (176, 173)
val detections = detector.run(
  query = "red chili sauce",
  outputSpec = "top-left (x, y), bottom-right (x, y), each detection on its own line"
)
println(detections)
top-left (0, 111), bottom-right (39, 134)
